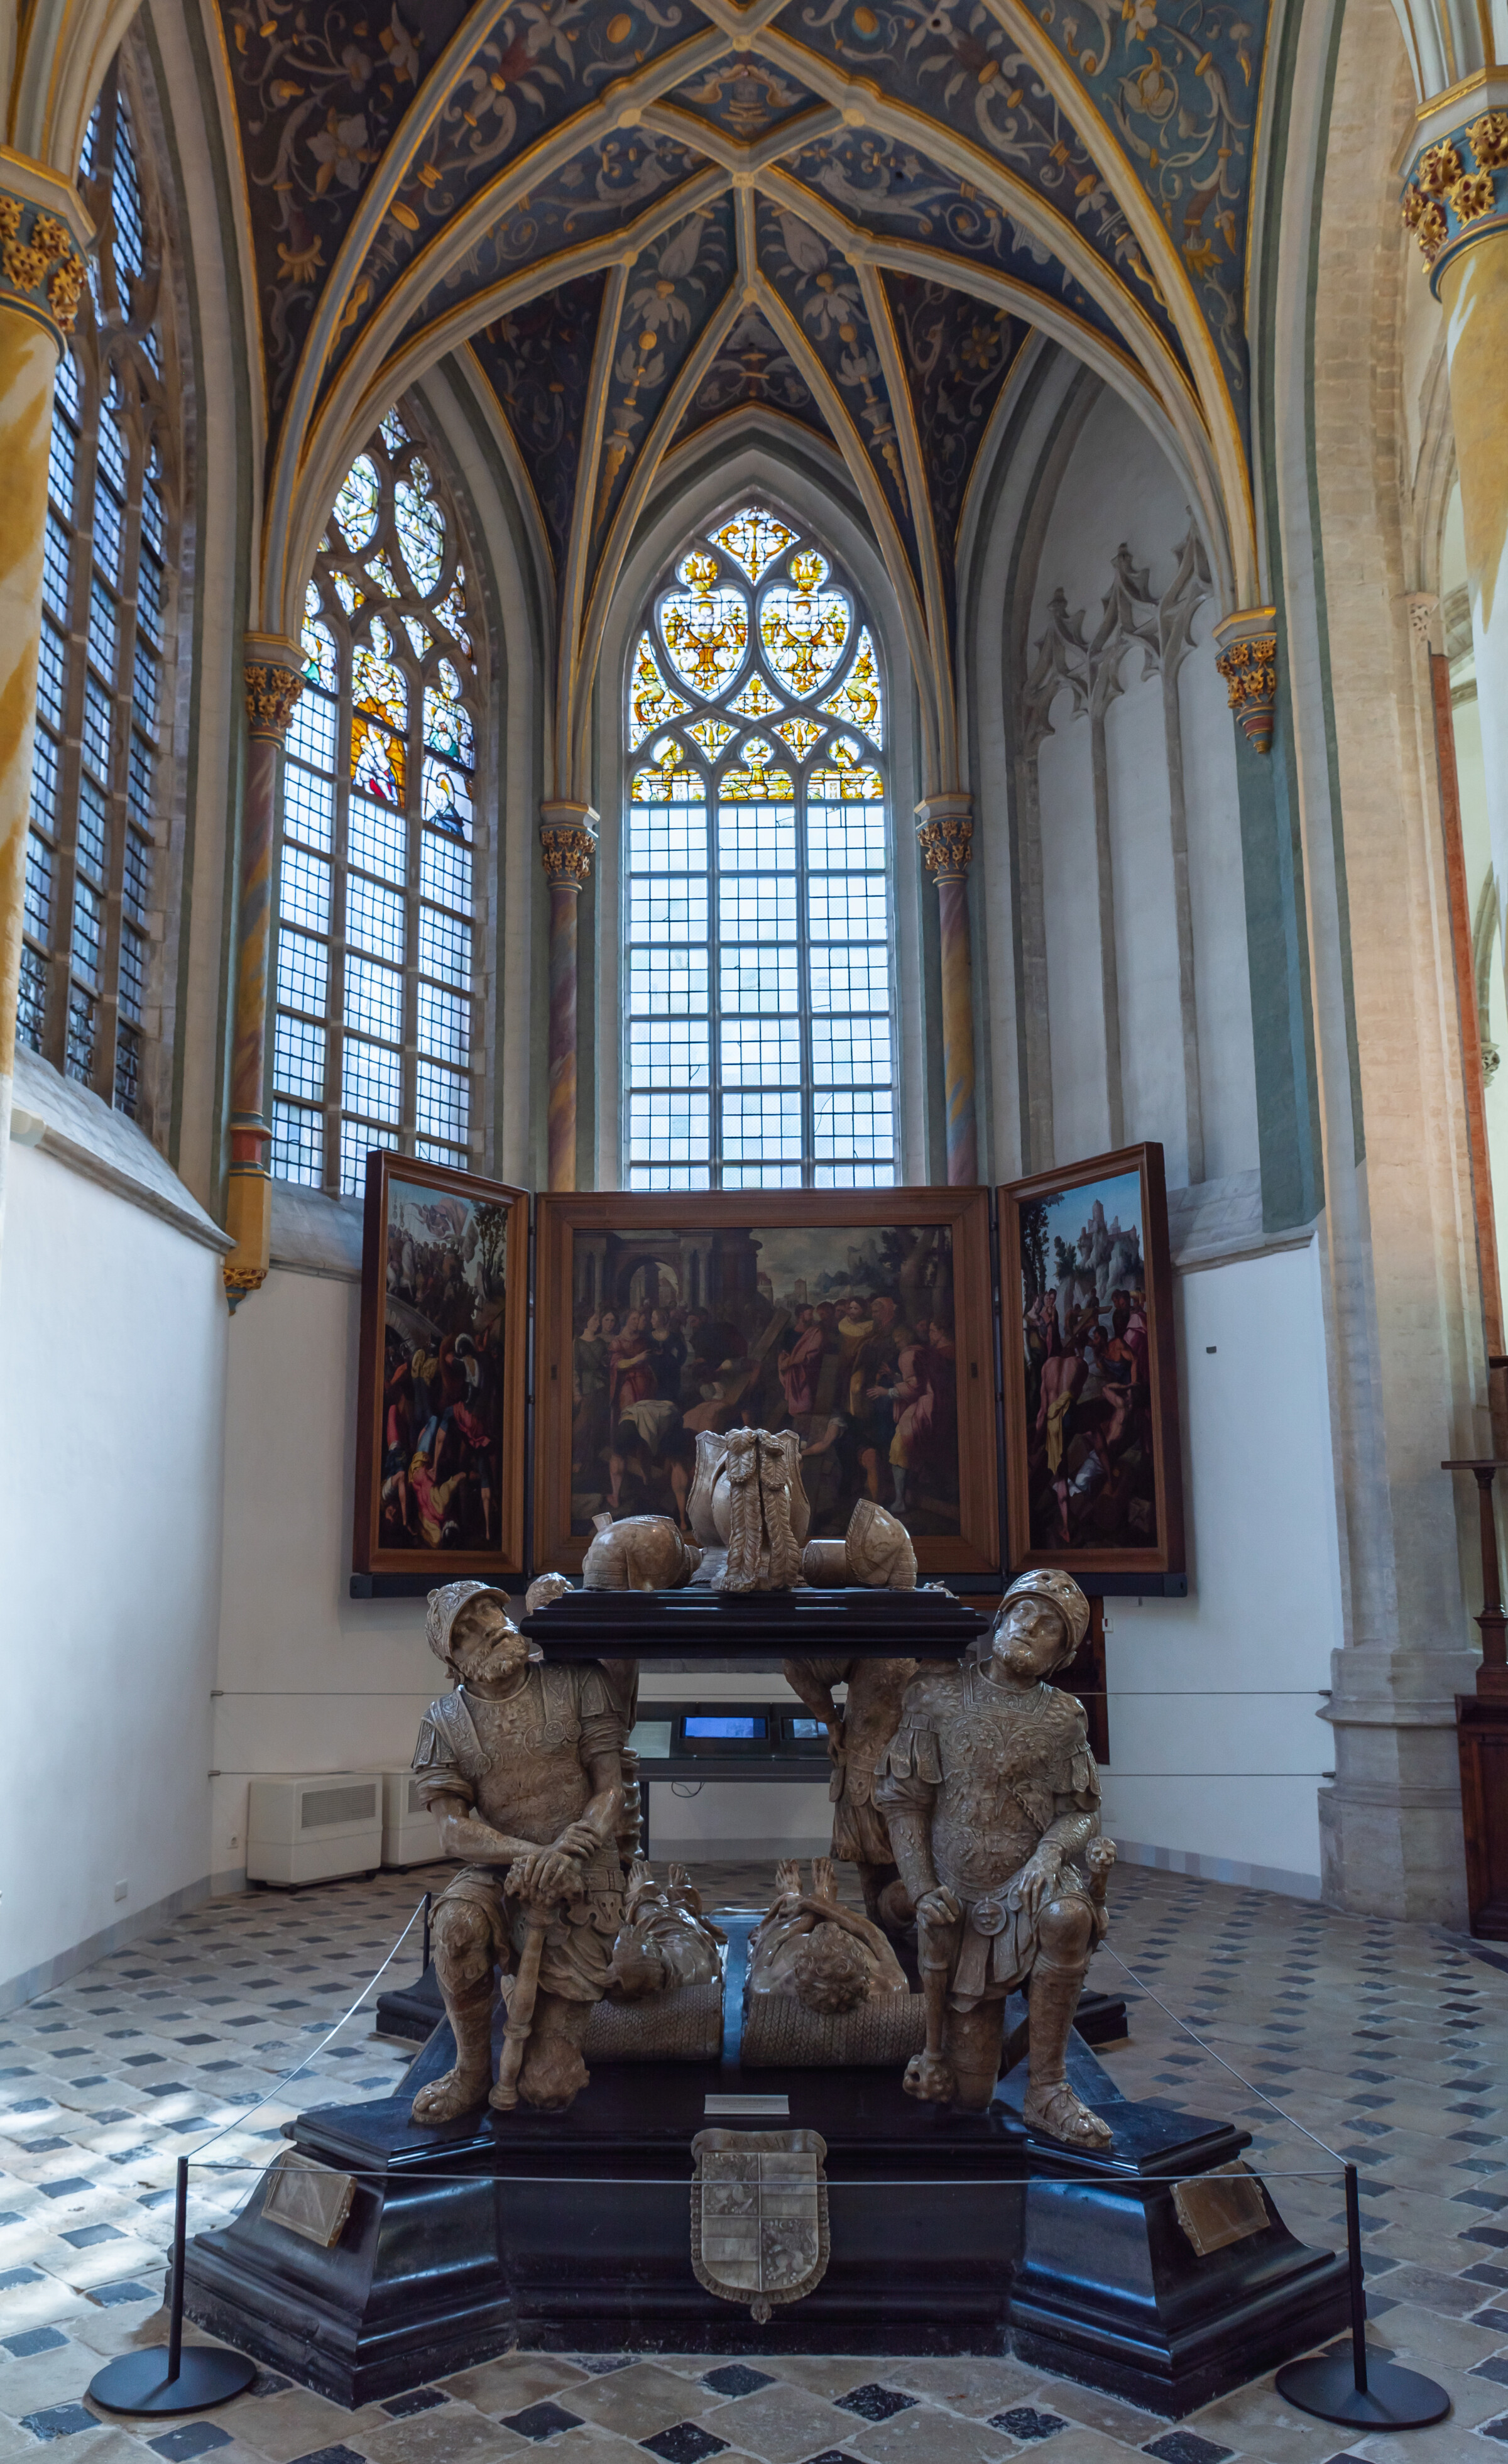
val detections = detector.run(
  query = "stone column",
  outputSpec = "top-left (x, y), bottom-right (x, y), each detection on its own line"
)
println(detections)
top-left (915, 795), bottom-right (979, 1187)
top-left (539, 800), bottom-right (598, 1193)
top-left (224, 640), bottom-right (304, 1308)
top-left (1213, 608), bottom-right (1280, 754)
top-left (0, 152), bottom-right (89, 1284)
top-left (1401, 91), bottom-right (1508, 946)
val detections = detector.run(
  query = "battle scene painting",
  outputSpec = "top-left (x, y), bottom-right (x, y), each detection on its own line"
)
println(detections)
top-left (354, 1154), bottom-right (528, 1577)
top-left (566, 1221), bottom-right (959, 1540)
top-left (1001, 1144), bottom-right (1183, 1575)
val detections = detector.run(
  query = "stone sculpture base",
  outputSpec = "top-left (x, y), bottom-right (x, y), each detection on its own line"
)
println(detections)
top-left (185, 1930), bottom-right (1344, 2418)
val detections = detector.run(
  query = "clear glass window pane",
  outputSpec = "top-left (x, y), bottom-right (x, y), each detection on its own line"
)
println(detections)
top-left (628, 1090), bottom-right (711, 1163)
top-left (284, 762), bottom-right (335, 853)
top-left (416, 1060), bottom-right (468, 1145)
top-left (277, 927), bottom-right (329, 1016)
top-left (418, 904), bottom-right (469, 987)
top-left (342, 1034), bottom-right (402, 1124)
top-left (630, 807), bottom-right (709, 871)
top-left (720, 1021), bottom-right (800, 1087)
top-left (809, 877), bottom-right (887, 941)
top-left (283, 846), bottom-right (333, 936)
top-left (723, 1092), bottom-right (802, 1160)
top-left (719, 876), bottom-right (797, 941)
top-left (629, 948), bottom-right (709, 1014)
top-left (812, 1017), bottom-right (892, 1086)
top-left (629, 878), bottom-right (708, 943)
top-left (630, 1021), bottom-right (711, 1087)
top-left (349, 794), bottom-right (408, 885)
top-left (345, 955), bottom-right (403, 1043)
top-left (718, 806), bottom-right (795, 868)
top-left (288, 688), bottom-right (337, 773)
top-left (420, 827), bottom-right (471, 915)
top-left (274, 1012), bottom-right (326, 1101)
top-left (273, 1100), bottom-right (324, 1186)
top-left (721, 947), bottom-right (799, 1012)
top-left (346, 872), bottom-right (404, 963)
top-left (418, 980), bottom-right (469, 1066)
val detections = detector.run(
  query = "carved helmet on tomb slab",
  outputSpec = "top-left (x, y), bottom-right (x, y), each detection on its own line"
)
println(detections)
top-left (997, 1567), bottom-right (1091, 1661)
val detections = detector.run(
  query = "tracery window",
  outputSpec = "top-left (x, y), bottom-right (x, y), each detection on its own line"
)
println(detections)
top-left (273, 407), bottom-right (483, 1196)
top-left (623, 505), bottom-right (896, 1189)
top-left (19, 62), bottom-right (180, 1119)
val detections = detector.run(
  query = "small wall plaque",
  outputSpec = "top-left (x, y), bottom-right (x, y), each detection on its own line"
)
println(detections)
top-left (1172, 2162), bottom-right (1270, 2256)
top-left (261, 2149), bottom-right (357, 2248)
top-left (704, 2093), bottom-right (790, 2116)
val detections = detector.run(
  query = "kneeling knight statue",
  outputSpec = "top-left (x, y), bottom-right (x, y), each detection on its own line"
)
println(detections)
top-left (410, 1579), bottom-right (627, 2120)
top-left (875, 1567), bottom-right (1115, 2148)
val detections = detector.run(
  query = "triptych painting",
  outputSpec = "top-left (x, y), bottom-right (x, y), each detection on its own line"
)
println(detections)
top-left (353, 1149), bottom-right (1182, 1586)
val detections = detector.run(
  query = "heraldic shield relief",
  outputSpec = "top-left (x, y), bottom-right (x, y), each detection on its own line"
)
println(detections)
top-left (689, 2130), bottom-right (829, 2324)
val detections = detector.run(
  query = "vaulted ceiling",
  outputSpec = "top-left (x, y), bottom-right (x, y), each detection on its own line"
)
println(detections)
top-left (218, 0), bottom-right (1268, 794)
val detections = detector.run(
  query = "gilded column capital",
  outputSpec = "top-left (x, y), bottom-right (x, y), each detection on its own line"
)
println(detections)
top-left (540, 799), bottom-right (599, 886)
top-left (1212, 608), bottom-right (1279, 755)
top-left (1399, 78), bottom-right (1508, 292)
top-left (915, 794), bottom-right (975, 883)
top-left (0, 148), bottom-right (92, 352)
top-left (243, 635), bottom-right (305, 740)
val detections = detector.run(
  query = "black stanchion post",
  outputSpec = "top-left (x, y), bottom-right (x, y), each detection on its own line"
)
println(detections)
top-left (422, 1889), bottom-right (434, 1973)
top-left (1276, 2162), bottom-right (1450, 2429)
top-left (88, 2158), bottom-right (257, 2417)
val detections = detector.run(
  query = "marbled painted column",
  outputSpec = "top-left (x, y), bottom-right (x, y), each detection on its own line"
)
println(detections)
top-left (540, 800), bottom-right (598, 1193)
top-left (1213, 607), bottom-right (1279, 754)
top-left (224, 641), bottom-right (303, 1308)
top-left (1403, 98), bottom-right (1508, 932)
top-left (915, 795), bottom-right (979, 1187)
top-left (0, 155), bottom-right (89, 1286)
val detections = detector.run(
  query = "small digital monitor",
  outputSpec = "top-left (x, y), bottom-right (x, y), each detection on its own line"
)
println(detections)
top-left (786, 1717), bottom-right (826, 1738)
top-left (683, 1715), bottom-right (767, 1740)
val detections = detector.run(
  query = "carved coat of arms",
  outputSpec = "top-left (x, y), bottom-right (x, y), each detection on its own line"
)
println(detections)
top-left (690, 2128), bottom-right (829, 2324)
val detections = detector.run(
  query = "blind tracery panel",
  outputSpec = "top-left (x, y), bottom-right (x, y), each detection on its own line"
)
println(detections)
top-left (623, 505), bottom-right (897, 1190)
top-left (274, 408), bottom-right (482, 1196)
top-left (19, 64), bottom-right (178, 1120)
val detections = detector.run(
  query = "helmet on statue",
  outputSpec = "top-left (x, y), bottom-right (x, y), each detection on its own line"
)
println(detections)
top-left (997, 1567), bottom-right (1091, 1660)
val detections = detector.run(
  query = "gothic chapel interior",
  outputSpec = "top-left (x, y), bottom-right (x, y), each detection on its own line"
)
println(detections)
top-left (5, 0), bottom-right (1508, 2043)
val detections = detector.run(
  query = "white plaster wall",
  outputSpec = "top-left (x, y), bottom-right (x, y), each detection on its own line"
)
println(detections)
top-left (1022, 381), bottom-right (1257, 1182)
top-left (1105, 655), bottom-right (1187, 1183)
top-left (1100, 1240), bottom-right (1340, 1893)
top-left (213, 1265), bottom-right (437, 1885)
top-left (0, 1147), bottom-right (227, 2001)
top-left (1179, 630), bottom-right (1260, 1181)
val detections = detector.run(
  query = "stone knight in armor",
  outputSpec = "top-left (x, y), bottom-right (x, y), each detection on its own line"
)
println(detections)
top-left (409, 1580), bottom-right (626, 2120)
top-left (875, 1567), bottom-right (1114, 2147)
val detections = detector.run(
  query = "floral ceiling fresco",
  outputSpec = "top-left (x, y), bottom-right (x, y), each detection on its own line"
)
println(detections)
top-left (226, 0), bottom-right (1273, 801)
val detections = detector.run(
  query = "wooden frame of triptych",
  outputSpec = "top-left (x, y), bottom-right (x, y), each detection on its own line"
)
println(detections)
top-left (997, 1141), bottom-right (1184, 1581)
top-left (352, 1151), bottom-right (530, 1582)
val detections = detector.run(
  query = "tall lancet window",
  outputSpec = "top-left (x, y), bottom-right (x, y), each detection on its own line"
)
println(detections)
top-left (623, 506), bottom-right (895, 1189)
top-left (19, 61), bottom-right (182, 1120)
top-left (273, 407), bottom-right (483, 1196)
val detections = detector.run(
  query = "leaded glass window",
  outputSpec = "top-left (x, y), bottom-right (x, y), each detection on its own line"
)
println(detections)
top-left (273, 406), bottom-right (483, 1195)
top-left (623, 506), bottom-right (895, 1189)
top-left (19, 62), bottom-right (179, 1118)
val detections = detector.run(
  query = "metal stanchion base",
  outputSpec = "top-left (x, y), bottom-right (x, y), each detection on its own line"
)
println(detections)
top-left (1276, 2353), bottom-right (1450, 2429)
top-left (88, 2346), bottom-right (258, 2416)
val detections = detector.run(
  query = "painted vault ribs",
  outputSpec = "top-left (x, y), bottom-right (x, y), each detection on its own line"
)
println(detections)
top-left (214, 0), bottom-right (1264, 725)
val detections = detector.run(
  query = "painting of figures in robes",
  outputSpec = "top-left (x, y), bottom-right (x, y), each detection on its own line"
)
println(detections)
top-left (352, 1153), bottom-right (529, 1579)
top-left (535, 1188), bottom-right (999, 1577)
top-left (1000, 1144), bottom-right (1184, 1577)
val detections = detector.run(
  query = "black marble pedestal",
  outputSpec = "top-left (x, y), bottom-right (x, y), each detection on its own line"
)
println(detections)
top-left (185, 1944), bottom-right (1345, 2416)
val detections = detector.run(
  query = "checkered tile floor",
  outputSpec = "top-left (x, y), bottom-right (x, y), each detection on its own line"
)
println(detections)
top-left (1, 1861), bottom-right (1506, 2461)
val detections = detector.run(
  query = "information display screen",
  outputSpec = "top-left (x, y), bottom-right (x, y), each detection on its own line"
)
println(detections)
top-left (682, 1715), bottom-right (767, 1740)
top-left (785, 1717), bottom-right (826, 1739)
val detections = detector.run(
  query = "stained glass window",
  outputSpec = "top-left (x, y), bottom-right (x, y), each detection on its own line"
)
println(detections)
top-left (274, 405), bottom-right (484, 1194)
top-left (623, 504), bottom-right (896, 1188)
top-left (18, 59), bottom-right (180, 1119)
